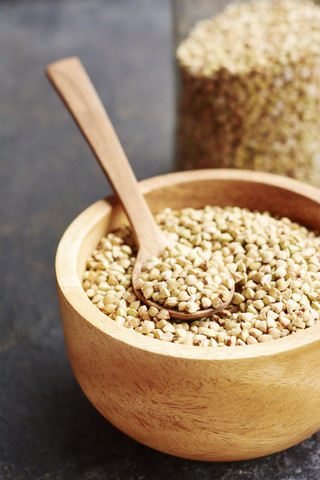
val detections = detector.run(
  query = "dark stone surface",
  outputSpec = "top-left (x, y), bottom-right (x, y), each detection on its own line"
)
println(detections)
top-left (1, 0), bottom-right (320, 478)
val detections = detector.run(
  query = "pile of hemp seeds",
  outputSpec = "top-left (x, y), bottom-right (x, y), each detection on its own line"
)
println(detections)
top-left (176, 0), bottom-right (320, 185)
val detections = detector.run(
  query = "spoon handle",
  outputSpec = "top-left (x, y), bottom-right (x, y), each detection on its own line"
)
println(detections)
top-left (46, 57), bottom-right (166, 255)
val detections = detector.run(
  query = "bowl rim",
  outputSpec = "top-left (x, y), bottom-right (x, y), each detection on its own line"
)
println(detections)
top-left (56, 168), bottom-right (320, 360)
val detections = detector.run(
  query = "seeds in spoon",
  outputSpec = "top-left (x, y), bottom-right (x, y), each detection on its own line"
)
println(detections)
top-left (136, 245), bottom-right (234, 313)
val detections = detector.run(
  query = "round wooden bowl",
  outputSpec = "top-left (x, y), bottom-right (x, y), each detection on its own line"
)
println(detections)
top-left (56, 169), bottom-right (320, 462)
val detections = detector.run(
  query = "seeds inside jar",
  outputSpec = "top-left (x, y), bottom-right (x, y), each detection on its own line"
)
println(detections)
top-left (83, 205), bottom-right (320, 347)
top-left (175, 0), bottom-right (320, 186)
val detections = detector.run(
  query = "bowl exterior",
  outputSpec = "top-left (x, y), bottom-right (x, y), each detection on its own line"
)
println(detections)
top-left (56, 169), bottom-right (320, 461)
top-left (58, 285), bottom-right (320, 461)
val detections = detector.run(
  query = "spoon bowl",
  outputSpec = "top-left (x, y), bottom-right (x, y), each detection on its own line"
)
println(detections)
top-left (132, 255), bottom-right (235, 320)
top-left (46, 57), bottom-right (234, 319)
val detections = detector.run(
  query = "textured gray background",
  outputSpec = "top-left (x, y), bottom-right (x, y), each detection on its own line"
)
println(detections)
top-left (1, 0), bottom-right (320, 478)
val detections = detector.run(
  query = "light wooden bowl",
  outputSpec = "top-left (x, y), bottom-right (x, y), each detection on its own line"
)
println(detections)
top-left (56, 169), bottom-right (320, 462)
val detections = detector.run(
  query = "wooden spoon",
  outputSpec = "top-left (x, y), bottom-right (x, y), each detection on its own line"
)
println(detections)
top-left (46, 57), bottom-right (234, 320)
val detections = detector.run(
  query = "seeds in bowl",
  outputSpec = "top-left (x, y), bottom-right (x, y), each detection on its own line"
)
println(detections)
top-left (176, 0), bottom-right (320, 186)
top-left (83, 206), bottom-right (320, 347)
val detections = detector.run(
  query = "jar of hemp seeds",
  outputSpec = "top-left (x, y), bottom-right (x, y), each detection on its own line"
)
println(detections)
top-left (173, 0), bottom-right (320, 186)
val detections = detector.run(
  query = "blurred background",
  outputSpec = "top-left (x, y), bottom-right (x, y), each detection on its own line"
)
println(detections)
top-left (1, 0), bottom-right (320, 478)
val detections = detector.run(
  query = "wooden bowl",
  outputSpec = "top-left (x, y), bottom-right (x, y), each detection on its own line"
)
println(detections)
top-left (56, 169), bottom-right (320, 461)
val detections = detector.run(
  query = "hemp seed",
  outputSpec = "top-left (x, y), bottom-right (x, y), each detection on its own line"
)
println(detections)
top-left (83, 205), bottom-right (320, 347)
top-left (176, 0), bottom-right (320, 187)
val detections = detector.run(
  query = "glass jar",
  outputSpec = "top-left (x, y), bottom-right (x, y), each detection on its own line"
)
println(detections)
top-left (172, 0), bottom-right (320, 186)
